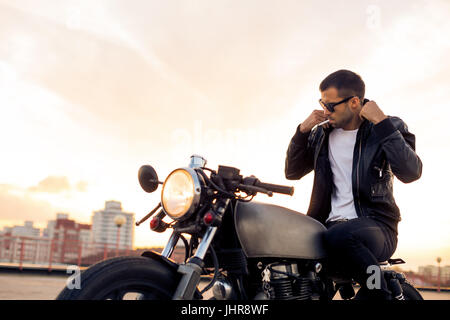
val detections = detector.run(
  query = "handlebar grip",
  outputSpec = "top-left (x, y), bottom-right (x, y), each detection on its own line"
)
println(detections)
top-left (254, 181), bottom-right (294, 196)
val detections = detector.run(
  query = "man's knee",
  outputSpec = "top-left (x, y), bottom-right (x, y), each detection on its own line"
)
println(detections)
top-left (323, 227), bottom-right (356, 252)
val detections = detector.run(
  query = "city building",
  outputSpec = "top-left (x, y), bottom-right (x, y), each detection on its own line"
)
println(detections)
top-left (1, 201), bottom-right (135, 266)
top-left (43, 213), bottom-right (69, 239)
top-left (418, 265), bottom-right (450, 283)
top-left (91, 201), bottom-right (134, 251)
top-left (1, 221), bottom-right (41, 238)
top-left (40, 214), bottom-right (92, 264)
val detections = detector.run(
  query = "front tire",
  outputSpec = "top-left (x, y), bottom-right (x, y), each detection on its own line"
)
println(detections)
top-left (56, 256), bottom-right (181, 300)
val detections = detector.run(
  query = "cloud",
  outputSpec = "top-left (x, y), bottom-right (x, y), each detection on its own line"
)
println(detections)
top-left (0, 186), bottom-right (55, 222)
top-left (28, 176), bottom-right (71, 193)
top-left (0, 182), bottom-right (91, 227)
top-left (75, 180), bottom-right (88, 192)
top-left (28, 176), bottom-right (88, 194)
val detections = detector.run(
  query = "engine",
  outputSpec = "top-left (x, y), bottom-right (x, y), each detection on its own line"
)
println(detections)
top-left (256, 262), bottom-right (322, 300)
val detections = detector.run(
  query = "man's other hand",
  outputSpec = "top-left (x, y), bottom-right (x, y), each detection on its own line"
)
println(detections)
top-left (359, 101), bottom-right (387, 124)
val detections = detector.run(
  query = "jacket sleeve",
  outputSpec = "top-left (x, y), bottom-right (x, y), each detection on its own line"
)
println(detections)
top-left (285, 124), bottom-right (315, 180)
top-left (372, 117), bottom-right (423, 183)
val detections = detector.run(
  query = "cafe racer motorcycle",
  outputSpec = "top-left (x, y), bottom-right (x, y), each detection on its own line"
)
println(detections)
top-left (57, 155), bottom-right (423, 300)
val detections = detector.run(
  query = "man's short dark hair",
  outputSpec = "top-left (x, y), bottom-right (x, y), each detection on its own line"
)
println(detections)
top-left (319, 70), bottom-right (365, 99)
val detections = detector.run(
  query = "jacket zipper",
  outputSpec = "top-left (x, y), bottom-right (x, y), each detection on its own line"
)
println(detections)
top-left (314, 133), bottom-right (325, 169)
top-left (374, 166), bottom-right (383, 178)
top-left (374, 159), bottom-right (387, 178)
top-left (356, 136), bottom-right (363, 217)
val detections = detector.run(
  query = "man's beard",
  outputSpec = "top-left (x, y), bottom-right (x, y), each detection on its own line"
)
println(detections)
top-left (330, 116), bottom-right (352, 129)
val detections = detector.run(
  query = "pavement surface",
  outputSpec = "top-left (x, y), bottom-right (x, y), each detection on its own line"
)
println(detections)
top-left (0, 273), bottom-right (448, 300)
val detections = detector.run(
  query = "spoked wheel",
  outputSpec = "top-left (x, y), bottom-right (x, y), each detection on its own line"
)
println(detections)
top-left (56, 256), bottom-right (181, 300)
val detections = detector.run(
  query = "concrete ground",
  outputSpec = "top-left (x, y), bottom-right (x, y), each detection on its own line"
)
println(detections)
top-left (0, 273), bottom-right (68, 300)
top-left (0, 273), bottom-right (448, 300)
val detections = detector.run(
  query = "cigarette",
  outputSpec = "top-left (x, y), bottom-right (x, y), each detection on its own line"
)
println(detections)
top-left (312, 119), bottom-right (329, 130)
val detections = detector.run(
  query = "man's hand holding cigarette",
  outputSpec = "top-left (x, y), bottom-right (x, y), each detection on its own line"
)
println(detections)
top-left (299, 110), bottom-right (330, 133)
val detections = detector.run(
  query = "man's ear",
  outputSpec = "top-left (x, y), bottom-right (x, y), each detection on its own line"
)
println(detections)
top-left (349, 97), bottom-right (362, 113)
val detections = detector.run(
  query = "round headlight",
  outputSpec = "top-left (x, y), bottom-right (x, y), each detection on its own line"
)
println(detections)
top-left (161, 168), bottom-right (201, 220)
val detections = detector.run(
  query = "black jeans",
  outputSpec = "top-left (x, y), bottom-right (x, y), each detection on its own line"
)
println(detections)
top-left (324, 217), bottom-right (398, 299)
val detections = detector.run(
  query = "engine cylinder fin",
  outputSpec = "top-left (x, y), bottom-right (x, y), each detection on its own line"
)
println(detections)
top-left (269, 278), bottom-right (312, 300)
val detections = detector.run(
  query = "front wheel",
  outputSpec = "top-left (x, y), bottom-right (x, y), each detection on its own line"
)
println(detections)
top-left (56, 256), bottom-right (181, 300)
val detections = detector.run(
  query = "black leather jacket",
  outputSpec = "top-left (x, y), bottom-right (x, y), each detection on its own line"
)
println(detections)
top-left (285, 117), bottom-right (422, 234)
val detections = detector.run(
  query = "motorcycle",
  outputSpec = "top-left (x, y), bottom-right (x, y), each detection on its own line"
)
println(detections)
top-left (56, 155), bottom-right (423, 300)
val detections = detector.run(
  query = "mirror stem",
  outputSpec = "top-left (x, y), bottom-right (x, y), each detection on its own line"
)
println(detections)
top-left (136, 202), bottom-right (162, 226)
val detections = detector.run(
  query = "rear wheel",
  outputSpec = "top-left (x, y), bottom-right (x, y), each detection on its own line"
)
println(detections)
top-left (56, 256), bottom-right (181, 300)
top-left (353, 281), bottom-right (424, 300)
top-left (401, 282), bottom-right (424, 300)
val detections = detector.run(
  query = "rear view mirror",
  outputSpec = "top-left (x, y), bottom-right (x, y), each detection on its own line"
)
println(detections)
top-left (138, 165), bottom-right (160, 193)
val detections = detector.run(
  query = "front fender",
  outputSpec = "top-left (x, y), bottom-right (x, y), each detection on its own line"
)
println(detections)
top-left (141, 250), bottom-right (204, 300)
top-left (141, 250), bottom-right (180, 271)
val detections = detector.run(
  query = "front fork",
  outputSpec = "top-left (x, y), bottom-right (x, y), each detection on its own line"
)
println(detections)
top-left (162, 199), bottom-right (229, 300)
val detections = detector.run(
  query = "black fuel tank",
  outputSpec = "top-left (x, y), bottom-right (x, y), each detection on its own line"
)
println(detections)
top-left (234, 201), bottom-right (327, 259)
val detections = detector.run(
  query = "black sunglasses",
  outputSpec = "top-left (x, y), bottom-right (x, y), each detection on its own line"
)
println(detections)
top-left (319, 96), bottom-right (356, 113)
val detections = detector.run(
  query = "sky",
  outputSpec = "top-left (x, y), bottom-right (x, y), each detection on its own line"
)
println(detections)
top-left (0, 0), bottom-right (449, 272)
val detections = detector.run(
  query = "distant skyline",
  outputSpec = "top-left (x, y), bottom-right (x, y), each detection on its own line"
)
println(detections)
top-left (2, 212), bottom-right (449, 273)
top-left (1, 0), bottom-right (449, 273)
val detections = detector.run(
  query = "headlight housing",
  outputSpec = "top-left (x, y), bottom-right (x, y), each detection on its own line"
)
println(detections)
top-left (161, 168), bottom-right (201, 220)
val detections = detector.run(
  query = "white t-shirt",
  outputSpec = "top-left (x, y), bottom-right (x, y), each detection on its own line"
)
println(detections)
top-left (326, 128), bottom-right (359, 223)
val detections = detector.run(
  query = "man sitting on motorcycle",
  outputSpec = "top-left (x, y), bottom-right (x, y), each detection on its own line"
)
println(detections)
top-left (285, 69), bottom-right (422, 300)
